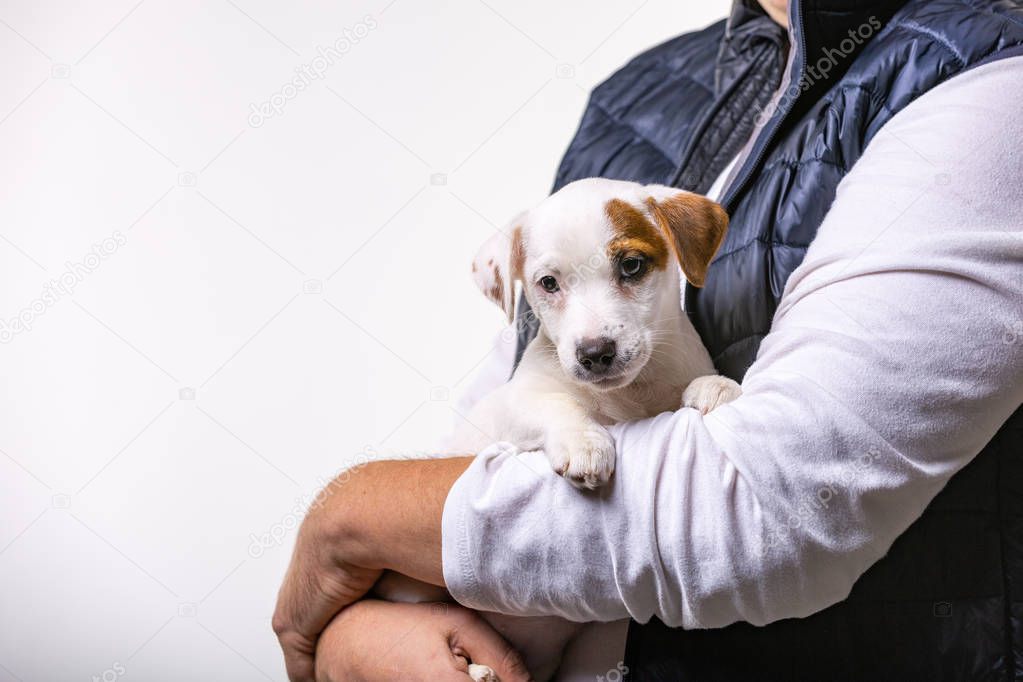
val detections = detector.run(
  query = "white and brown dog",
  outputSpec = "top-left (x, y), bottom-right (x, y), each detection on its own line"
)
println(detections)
top-left (379, 177), bottom-right (741, 681)
top-left (456, 177), bottom-right (741, 490)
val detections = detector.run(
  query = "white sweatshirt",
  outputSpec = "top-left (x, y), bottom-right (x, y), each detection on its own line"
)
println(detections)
top-left (441, 55), bottom-right (1023, 655)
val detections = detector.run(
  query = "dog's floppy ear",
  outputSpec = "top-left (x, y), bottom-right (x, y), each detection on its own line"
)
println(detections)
top-left (643, 186), bottom-right (728, 287)
top-left (471, 217), bottom-right (526, 322)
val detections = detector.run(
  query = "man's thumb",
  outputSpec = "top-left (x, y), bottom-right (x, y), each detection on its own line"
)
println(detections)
top-left (449, 611), bottom-right (534, 682)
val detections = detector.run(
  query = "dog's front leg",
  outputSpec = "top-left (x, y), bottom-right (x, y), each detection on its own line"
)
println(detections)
top-left (533, 393), bottom-right (616, 490)
top-left (681, 374), bottom-right (742, 414)
top-left (455, 383), bottom-right (616, 490)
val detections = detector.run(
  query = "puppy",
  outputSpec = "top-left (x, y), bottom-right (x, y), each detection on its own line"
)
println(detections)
top-left (427, 175), bottom-right (740, 678)
top-left (378, 177), bottom-right (741, 681)
top-left (455, 177), bottom-right (741, 489)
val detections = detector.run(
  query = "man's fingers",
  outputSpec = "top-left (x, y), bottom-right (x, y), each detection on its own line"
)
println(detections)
top-left (273, 543), bottom-right (383, 681)
top-left (448, 611), bottom-right (533, 682)
top-left (275, 628), bottom-right (316, 682)
top-left (272, 563), bottom-right (321, 682)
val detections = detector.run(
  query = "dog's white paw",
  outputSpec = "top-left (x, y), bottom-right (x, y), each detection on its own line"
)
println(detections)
top-left (682, 375), bottom-right (742, 414)
top-left (546, 424), bottom-right (616, 490)
top-left (468, 663), bottom-right (499, 682)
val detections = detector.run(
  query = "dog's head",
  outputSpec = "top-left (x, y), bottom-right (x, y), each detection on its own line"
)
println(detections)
top-left (472, 178), bottom-right (728, 390)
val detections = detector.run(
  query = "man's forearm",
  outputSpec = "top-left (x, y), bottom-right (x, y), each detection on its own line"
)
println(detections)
top-left (323, 456), bottom-right (473, 585)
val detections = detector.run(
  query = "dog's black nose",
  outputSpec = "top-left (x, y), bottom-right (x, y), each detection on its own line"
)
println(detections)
top-left (576, 338), bottom-right (616, 374)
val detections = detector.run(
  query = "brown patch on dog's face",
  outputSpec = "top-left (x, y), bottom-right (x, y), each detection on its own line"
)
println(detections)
top-left (489, 266), bottom-right (504, 306)
top-left (471, 223), bottom-right (526, 322)
top-left (510, 225), bottom-right (525, 276)
top-left (604, 199), bottom-right (670, 270)
top-left (645, 194), bottom-right (728, 288)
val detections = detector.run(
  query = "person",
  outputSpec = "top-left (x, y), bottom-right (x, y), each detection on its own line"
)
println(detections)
top-left (274, 0), bottom-right (1023, 679)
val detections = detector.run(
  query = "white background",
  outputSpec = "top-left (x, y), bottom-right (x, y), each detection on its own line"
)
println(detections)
top-left (0, 1), bottom-right (727, 679)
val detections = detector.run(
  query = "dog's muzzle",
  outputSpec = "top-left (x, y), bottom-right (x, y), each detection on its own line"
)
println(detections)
top-left (575, 337), bottom-right (616, 376)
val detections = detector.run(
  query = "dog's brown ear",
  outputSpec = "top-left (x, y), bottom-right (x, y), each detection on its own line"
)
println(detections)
top-left (471, 218), bottom-right (526, 322)
top-left (644, 188), bottom-right (728, 288)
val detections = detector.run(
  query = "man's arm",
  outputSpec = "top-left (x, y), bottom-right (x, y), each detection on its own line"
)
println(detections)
top-left (273, 457), bottom-right (471, 681)
top-left (314, 600), bottom-right (531, 682)
top-left (340, 456), bottom-right (471, 584)
top-left (274, 326), bottom-right (517, 681)
top-left (440, 56), bottom-right (1023, 626)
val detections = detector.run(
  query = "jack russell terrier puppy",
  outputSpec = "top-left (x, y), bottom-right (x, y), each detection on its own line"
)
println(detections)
top-left (378, 177), bottom-right (741, 681)
top-left (456, 177), bottom-right (741, 489)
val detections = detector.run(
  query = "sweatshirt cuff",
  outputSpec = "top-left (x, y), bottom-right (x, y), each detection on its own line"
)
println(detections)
top-left (440, 441), bottom-right (519, 611)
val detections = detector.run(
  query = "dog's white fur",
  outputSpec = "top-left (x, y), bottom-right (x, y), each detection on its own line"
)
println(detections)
top-left (381, 178), bottom-right (741, 681)
top-left (456, 178), bottom-right (740, 490)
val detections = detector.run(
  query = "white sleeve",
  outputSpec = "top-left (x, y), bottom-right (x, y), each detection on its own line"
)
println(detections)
top-left (441, 56), bottom-right (1023, 627)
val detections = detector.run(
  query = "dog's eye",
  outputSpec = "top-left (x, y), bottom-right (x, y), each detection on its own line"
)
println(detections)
top-left (620, 256), bottom-right (647, 279)
top-left (539, 276), bottom-right (559, 293)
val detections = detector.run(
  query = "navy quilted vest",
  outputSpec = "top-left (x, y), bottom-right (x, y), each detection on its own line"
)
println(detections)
top-left (515, 0), bottom-right (1023, 678)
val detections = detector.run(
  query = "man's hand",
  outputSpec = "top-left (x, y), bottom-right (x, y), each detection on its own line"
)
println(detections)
top-left (272, 524), bottom-right (382, 680)
top-left (273, 457), bottom-right (473, 681)
top-left (314, 599), bottom-right (532, 682)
